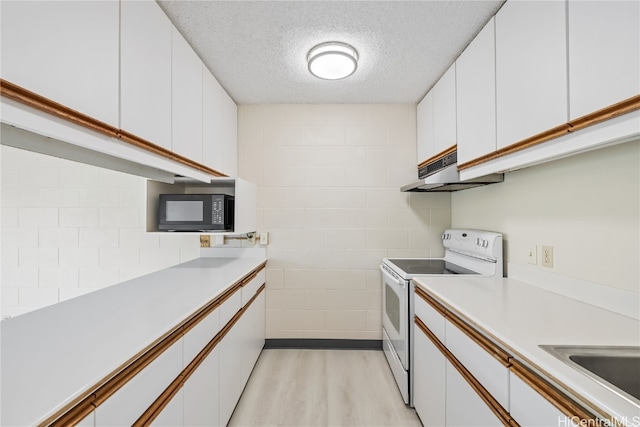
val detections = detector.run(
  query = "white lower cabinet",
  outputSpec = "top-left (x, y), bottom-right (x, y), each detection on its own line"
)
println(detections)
top-left (445, 320), bottom-right (509, 409)
top-left (95, 341), bottom-right (183, 426)
top-left (151, 389), bottom-right (184, 427)
top-left (219, 318), bottom-right (244, 426)
top-left (445, 361), bottom-right (503, 427)
top-left (509, 371), bottom-right (565, 427)
top-left (183, 348), bottom-right (221, 426)
top-left (92, 271), bottom-right (265, 427)
top-left (413, 324), bottom-right (446, 427)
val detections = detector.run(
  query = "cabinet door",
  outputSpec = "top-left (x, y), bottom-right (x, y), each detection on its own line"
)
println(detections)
top-left (183, 348), bottom-right (220, 426)
top-left (568, 0), bottom-right (640, 120)
top-left (416, 91), bottom-right (435, 164)
top-left (445, 319), bottom-right (509, 410)
top-left (183, 307), bottom-right (220, 368)
top-left (456, 18), bottom-right (497, 165)
top-left (495, 0), bottom-right (568, 149)
top-left (510, 371), bottom-right (565, 427)
top-left (203, 66), bottom-right (226, 173)
top-left (218, 324), bottom-right (243, 426)
top-left (0, 1), bottom-right (119, 127)
top-left (150, 389), bottom-right (183, 427)
top-left (120, 0), bottom-right (172, 150)
top-left (432, 63), bottom-right (457, 155)
top-left (95, 342), bottom-right (183, 426)
top-left (172, 27), bottom-right (203, 163)
top-left (412, 324), bottom-right (446, 427)
top-left (446, 361), bottom-right (503, 427)
top-left (222, 91), bottom-right (238, 176)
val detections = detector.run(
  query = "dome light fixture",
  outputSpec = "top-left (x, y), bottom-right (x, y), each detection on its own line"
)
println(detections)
top-left (307, 41), bottom-right (359, 80)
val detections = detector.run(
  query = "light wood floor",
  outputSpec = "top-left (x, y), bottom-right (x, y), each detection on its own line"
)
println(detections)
top-left (228, 349), bottom-right (422, 427)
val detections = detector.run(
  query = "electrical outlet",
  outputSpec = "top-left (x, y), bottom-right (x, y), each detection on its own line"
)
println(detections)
top-left (259, 232), bottom-right (269, 245)
top-left (527, 245), bottom-right (537, 265)
top-left (247, 232), bottom-right (256, 245)
top-left (215, 234), bottom-right (225, 246)
top-left (200, 235), bottom-right (211, 248)
top-left (542, 246), bottom-right (553, 268)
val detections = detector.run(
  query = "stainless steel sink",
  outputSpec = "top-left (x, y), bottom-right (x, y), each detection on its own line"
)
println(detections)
top-left (540, 345), bottom-right (640, 406)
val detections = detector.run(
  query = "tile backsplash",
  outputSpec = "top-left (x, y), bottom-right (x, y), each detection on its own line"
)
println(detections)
top-left (1, 145), bottom-right (199, 317)
top-left (238, 104), bottom-right (451, 340)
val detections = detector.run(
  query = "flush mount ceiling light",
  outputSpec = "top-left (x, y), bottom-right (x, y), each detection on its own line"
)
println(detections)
top-left (307, 41), bottom-right (359, 80)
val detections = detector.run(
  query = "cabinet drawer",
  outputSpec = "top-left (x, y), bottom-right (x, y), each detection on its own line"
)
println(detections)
top-left (445, 318), bottom-right (510, 410)
top-left (95, 341), bottom-right (183, 426)
top-left (183, 307), bottom-right (220, 368)
top-left (241, 269), bottom-right (265, 307)
top-left (510, 369), bottom-right (565, 427)
top-left (219, 289), bottom-right (242, 328)
top-left (414, 287), bottom-right (446, 343)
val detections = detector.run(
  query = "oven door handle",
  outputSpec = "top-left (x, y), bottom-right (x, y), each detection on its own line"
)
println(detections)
top-left (381, 264), bottom-right (405, 289)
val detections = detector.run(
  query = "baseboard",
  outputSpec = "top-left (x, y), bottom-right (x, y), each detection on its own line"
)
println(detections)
top-left (264, 338), bottom-right (382, 350)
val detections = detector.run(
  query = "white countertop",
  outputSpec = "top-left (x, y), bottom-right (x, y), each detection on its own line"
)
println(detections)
top-left (413, 275), bottom-right (640, 425)
top-left (1, 255), bottom-right (266, 426)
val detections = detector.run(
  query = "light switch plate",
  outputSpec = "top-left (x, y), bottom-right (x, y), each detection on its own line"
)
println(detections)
top-left (527, 245), bottom-right (537, 264)
top-left (259, 232), bottom-right (269, 245)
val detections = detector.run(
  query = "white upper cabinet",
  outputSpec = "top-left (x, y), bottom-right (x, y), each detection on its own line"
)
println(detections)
top-left (172, 27), bottom-right (204, 163)
top-left (203, 66), bottom-right (226, 174)
top-left (432, 63), bottom-right (457, 155)
top-left (120, 0), bottom-right (172, 150)
top-left (416, 91), bottom-right (435, 164)
top-left (0, 0), bottom-right (119, 127)
top-left (456, 18), bottom-right (497, 166)
top-left (568, 0), bottom-right (640, 120)
top-left (495, 0), bottom-right (568, 149)
top-left (222, 91), bottom-right (239, 176)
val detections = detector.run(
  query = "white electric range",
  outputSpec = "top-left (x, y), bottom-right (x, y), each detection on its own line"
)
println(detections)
top-left (380, 229), bottom-right (503, 406)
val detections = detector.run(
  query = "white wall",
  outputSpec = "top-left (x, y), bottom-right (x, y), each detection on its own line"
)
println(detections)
top-left (0, 145), bottom-right (200, 317)
top-left (452, 140), bottom-right (640, 293)
top-left (238, 104), bottom-right (451, 340)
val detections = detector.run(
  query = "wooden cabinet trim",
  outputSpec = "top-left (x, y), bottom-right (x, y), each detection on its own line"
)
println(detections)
top-left (568, 94), bottom-right (640, 133)
top-left (509, 359), bottom-right (601, 425)
top-left (416, 287), bottom-right (609, 427)
top-left (414, 316), bottom-right (515, 427)
top-left (415, 286), bottom-right (511, 366)
top-left (134, 282), bottom-right (266, 426)
top-left (459, 94), bottom-right (640, 171)
top-left (446, 312), bottom-right (512, 368)
top-left (0, 79), bottom-right (227, 178)
top-left (417, 144), bottom-right (457, 169)
top-left (415, 286), bottom-right (447, 317)
top-left (39, 263), bottom-right (266, 427)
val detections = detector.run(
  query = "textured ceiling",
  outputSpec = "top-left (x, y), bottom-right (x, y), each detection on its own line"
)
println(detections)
top-left (157, 1), bottom-right (505, 104)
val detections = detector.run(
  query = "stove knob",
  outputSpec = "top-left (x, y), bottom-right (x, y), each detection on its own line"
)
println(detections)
top-left (483, 239), bottom-right (489, 248)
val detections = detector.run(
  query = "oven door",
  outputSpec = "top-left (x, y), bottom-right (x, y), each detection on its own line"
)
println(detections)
top-left (381, 264), bottom-right (409, 369)
top-left (381, 263), bottom-right (410, 404)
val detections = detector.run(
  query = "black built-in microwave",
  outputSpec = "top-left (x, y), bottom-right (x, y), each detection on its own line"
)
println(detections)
top-left (158, 194), bottom-right (234, 231)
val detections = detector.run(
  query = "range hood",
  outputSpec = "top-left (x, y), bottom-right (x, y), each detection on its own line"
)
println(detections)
top-left (401, 151), bottom-right (503, 192)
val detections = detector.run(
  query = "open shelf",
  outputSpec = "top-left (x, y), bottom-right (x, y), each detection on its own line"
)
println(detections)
top-left (146, 177), bottom-right (257, 235)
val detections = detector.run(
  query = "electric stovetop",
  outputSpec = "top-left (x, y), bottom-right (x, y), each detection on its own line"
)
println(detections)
top-left (385, 259), bottom-right (480, 276)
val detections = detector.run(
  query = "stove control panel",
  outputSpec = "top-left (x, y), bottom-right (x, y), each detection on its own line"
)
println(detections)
top-left (442, 229), bottom-right (503, 262)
